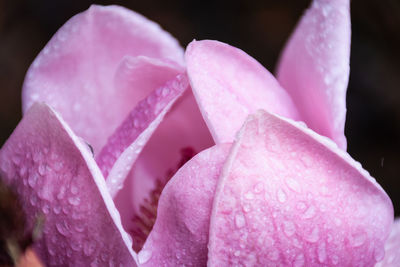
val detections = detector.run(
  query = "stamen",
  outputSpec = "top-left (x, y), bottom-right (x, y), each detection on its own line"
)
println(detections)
top-left (129, 147), bottom-right (196, 252)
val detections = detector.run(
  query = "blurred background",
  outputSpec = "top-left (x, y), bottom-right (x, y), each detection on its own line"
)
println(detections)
top-left (0, 0), bottom-right (399, 215)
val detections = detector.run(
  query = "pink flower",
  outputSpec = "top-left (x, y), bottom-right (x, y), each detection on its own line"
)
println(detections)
top-left (0, 1), bottom-right (396, 266)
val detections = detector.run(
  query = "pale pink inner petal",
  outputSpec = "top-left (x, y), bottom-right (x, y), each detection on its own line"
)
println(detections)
top-left (208, 111), bottom-right (393, 266)
top-left (185, 40), bottom-right (300, 144)
top-left (276, 0), bottom-right (350, 149)
top-left (138, 144), bottom-right (231, 266)
top-left (114, 89), bottom-right (214, 241)
top-left (97, 74), bottom-right (188, 197)
top-left (376, 218), bottom-right (400, 267)
top-left (0, 103), bottom-right (137, 266)
top-left (22, 5), bottom-right (184, 152)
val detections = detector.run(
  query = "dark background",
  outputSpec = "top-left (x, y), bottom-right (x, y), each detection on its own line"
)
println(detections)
top-left (0, 0), bottom-right (399, 215)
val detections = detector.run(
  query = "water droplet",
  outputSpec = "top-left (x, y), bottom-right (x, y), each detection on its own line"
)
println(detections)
top-left (19, 166), bottom-right (27, 177)
top-left (12, 155), bottom-right (21, 165)
top-left (242, 204), bottom-right (251, 213)
top-left (38, 164), bottom-right (46, 175)
top-left (55, 187), bottom-right (65, 200)
top-left (277, 189), bottom-right (287, 203)
top-left (283, 220), bottom-right (296, 237)
top-left (53, 162), bottom-right (64, 172)
top-left (235, 213), bottom-right (246, 228)
top-left (68, 195), bottom-right (80, 206)
top-left (293, 253), bottom-right (305, 267)
top-left (70, 241), bottom-right (81, 252)
top-left (56, 221), bottom-right (70, 236)
top-left (83, 240), bottom-right (96, 256)
top-left (285, 178), bottom-right (301, 192)
top-left (133, 118), bottom-right (140, 128)
top-left (42, 204), bottom-right (50, 214)
top-left (48, 247), bottom-right (56, 256)
top-left (161, 87), bottom-right (170, 97)
top-left (74, 224), bottom-right (85, 233)
top-left (253, 182), bottom-right (264, 194)
top-left (302, 205), bottom-right (316, 219)
top-left (296, 202), bottom-right (307, 211)
top-left (373, 245), bottom-right (385, 262)
top-left (267, 249), bottom-right (279, 261)
top-left (53, 206), bottom-right (61, 214)
top-left (317, 242), bottom-right (327, 263)
top-left (70, 185), bottom-right (78, 195)
top-left (305, 227), bottom-right (319, 243)
top-left (350, 231), bottom-right (366, 247)
top-left (28, 173), bottom-right (38, 187)
top-left (29, 195), bottom-right (38, 206)
top-left (138, 250), bottom-right (152, 264)
top-left (244, 191), bottom-right (254, 200)
top-left (331, 254), bottom-right (339, 265)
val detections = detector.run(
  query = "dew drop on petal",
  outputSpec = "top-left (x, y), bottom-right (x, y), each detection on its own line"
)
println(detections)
top-left (267, 248), bottom-right (279, 261)
top-left (374, 245), bottom-right (385, 262)
top-left (277, 188), bottom-right (287, 203)
top-left (68, 195), bottom-right (81, 206)
top-left (317, 242), bottom-right (327, 263)
top-left (283, 220), bottom-right (296, 237)
top-left (350, 231), bottom-right (366, 247)
top-left (302, 205), bottom-right (316, 219)
top-left (293, 253), bottom-right (305, 267)
top-left (285, 178), bottom-right (301, 192)
top-left (83, 240), bottom-right (96, 256)
top-left (305, 226), bottom-right (319, 243)
top-left (235, 213), bottom-right (246, 228)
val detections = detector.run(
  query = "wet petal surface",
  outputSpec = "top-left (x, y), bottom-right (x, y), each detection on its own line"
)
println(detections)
top-left (277, 0), bottom-right (350, 149)
top-left (186, 40), bottom-right (300, 143)
top-left (139, 144), bottom-right (231, 266)
top-left (0, 103), bottom-right (137, 266)
top-left (208, 111), bottom-right (393, 266)
top-left (22, 5), bottom-right (184, 152)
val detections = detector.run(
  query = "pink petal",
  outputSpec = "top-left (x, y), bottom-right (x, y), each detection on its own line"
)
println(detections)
top-left (22, 5), bottom-right (184, 153)
top-left (376, 218), bottom-right (400, 267)
top-left (138, 144), bottom-right (231, 266)
top-left (208, 111), bottom-right (393, 266)
top-left (276, 0), bottom-right (350, 149)
top-left (114, 89), bottom-right (214, 235)
top-left (0, 103), bottom-right (137, 266)
top-left (97, 74), bottom-right (188, 197)
top-left (185, 40), bottom-right (300, 143)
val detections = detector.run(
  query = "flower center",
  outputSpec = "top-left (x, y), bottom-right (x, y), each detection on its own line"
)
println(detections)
top-left (129, 147), bottom-right (196, 252)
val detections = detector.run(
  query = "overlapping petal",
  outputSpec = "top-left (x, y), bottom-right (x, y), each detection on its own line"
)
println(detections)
top-left (113, 88), bottom-right (214, 234)
top-left (208, 111), bottom-right (393, 266)
top-left (277, 0), bottom-right (350, 149)
top-left (0, 103), bottom-right (137, 266)
top-left (22, 5), bottom-right (184, 152)
top-left (185, 40), bottom-right (300, 143)
top-left (97, 74), bottom-right (188, 197)
top-left (139, 144), bottom-right (231, 266)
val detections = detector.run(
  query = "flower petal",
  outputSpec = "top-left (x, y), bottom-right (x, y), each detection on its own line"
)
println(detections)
top-left (97, 74), bottom-right (188, 197)
top-left (114, 89), bottom-right (214, 235)
top-left (376, 218), bottom-right (400, 267)
top-left (276, 0), bottom-right (350, 149)
top-left (0, 103), bottom-right (137, 266)
top-left (138, 144), bottom-right (231, 266)
top-left (208, 111), bottom-right (393, 266)
top-left (22, 5), bottom-right (184, 152)
top-left (185, 40), bottom-right (300, 143)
